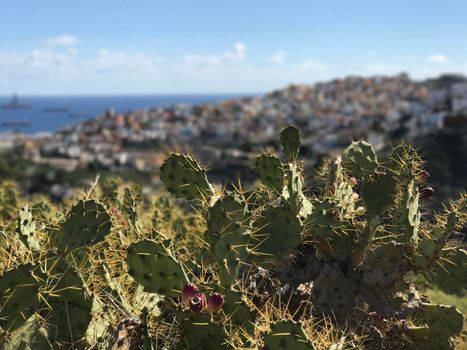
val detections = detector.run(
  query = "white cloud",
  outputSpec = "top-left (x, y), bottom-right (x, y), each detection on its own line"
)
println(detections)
top-left (270, 51), bottom-right (286, 64)
top-left (299, 59), bottom-right (328, 72)
top-left (45, 35), bottom-right (78, 47)
top-left (366, 63), bottom-right (402, 75)
top-left (0, 46), bottom-right (77, 80)
top-left (81, 49), bottom-right (161, 78)
top-left (183, 42), bottom-right (246, 66)
top-left (427, 54), bottom-right (448, 63)
top-left (0, 38), bottom-right (335, 93)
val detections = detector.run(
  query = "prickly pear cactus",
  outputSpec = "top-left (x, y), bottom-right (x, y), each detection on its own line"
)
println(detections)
top-left (2, 315), bottom-right (49, 350)
top-left (126, 239), bottom-right (188, 296)
top-left (1, 125), bottom-right (465, 350)
top-left (359, 172), bottom-right (396, 216)
top-left (255, 154), bottom-right (285, 192)
top-left (343, 140), bottom-right (378, 178)
top-left (160, 153), bottom-right (215, 201)
top-left (427, 248), bottom-right (467, 294)
top-left (312, 263), bottom-right (358, 318)
top-left (16, 206), bottom-right (40, 252)
top-left (47, 268), bottom-right (93, 345)
top-left (221, 288), bottom-right (255, 334)
top-left (408, 303), bottom-right (464, 350)
top-left (0, 264), bottom-right (42, 331)
top-left (279, 126), bottom-right (301, 161)
top-left (263, 320), bottom-right (312, 350)
top-left (252, 206), bottom-right (302, 259)
top-left (57, 199), bottom-right (111, 252)
top-left (176, 311), bottom-right (229, 350)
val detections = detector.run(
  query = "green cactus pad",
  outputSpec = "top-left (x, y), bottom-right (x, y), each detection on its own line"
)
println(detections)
top-left (360, 172), bottom-right (397, 216)
top-left (176, 311), bottom-right (229, 350)
top-left (306, 200), bottom-right (355, 261)
top-left (263, 320), bottom-right (311, 350)
top-left (279, 126), bottom-right (301, 161)
top-left (410, 213), bottom-right (457, 270)
top-left (206, 195), bottom-right (249, 246)
top-left (334, 181), bottom-right (356, 217)
top-left (222, 288), bottom-right (255, 334)
top-left (255, 153), bottom-right (285, 192)
top-left (343, 140), bottom-right (378, 178)
top-left (213, 230), bottom-right (250, 263)
top-left (312, 263), bottom-right (358, 318)
top-left (285, 163), bottom-right (312, 217)
top-left (252, 206), bottom-right (302, 259)
top-left (47, 268), bottom-right (93, 345)
top-left (16, 206), bottom-right (40, 252)
top-left (217, 257), bottom-right (241, 288)
top-left (126, 239), bottom-right (188, 296)
top-left (0, 264), bottom-right (42, 331)
top-left (392, 180), bottom-right (420, 243)
top-left (4, 315), bottom-right (49, 350)
top-left (57, 199), bottom-right (111, 252)
top-left (122, 187), bottom-right (138, 226)
top-left (160, 153), bottom-right (214, 201)
top-left (360, 241), bottom-right (408, 288)
top-left (277, 246), bottom-right (323, 286)
top-left (409, 303), bottom-right (464, 350)
top-left (427, 248), bottom-right (466, 294)
top-left (213, 229), bottom-right (250, 287)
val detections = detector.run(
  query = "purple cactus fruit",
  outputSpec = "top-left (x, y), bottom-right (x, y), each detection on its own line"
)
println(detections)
top-left (182, 283), bottom-right (199, 304)
top-left (189, 293), bottom-right (206, 312)
top-left (418, 170), bottom-right (430, 182)
top-left (207, 292), bottom-right (225, 312)
top-left (420, 187), bottom-right (435, 198)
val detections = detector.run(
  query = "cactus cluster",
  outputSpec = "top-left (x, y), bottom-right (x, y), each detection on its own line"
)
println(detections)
top-left (0, 126), bottom-right (465, 350)
top-left (0, 198), bottom-right (112, 348)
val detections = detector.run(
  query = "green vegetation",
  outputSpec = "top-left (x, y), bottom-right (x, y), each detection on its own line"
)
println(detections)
top-left (0, 126), bottom-right (465, 349)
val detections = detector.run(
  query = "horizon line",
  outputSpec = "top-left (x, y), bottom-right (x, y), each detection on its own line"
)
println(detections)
top-left (1, 72), bottom-right (466, 97)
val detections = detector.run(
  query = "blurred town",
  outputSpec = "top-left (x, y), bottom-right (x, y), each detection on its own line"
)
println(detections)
top-left (1, 73), bottom-right (466, 203)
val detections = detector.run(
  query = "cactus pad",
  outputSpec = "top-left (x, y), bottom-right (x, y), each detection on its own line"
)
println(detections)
top-left (427, 248), bottom-right (467, 294)
top-left (176, 311), bottom-right (229, 350)
top-left (312, 263), bottom-right (357, 318)
top-left (213, 229), bottom-right (250, 287)
top-left (360, 172), bottom-right (397, 216)
top-left (16, 206), bottom-right (40, 252)
top-left (160, 153), bottom-right (214, 201)
top-left (279, 125), bottom-right (301, 161)
top-left (222, 288), bottom-right (255, 334)
top-left (360, 241), bottom-right (407, 288)
top-left (206, 195), bottom-right (249, 246)
top-left (126, 239), bottom-right (188, 296)
top-left (255, 153), bottom-right (285, 192)
top-left (57, 199), bottom-right (111, 252)
top-left (410, 303), bottom-right (464, 350)
top-left (263, 320), bottom-right (311, 350)
top-left (343, 140), bottom-right (378, 178)
top-left (0, 264), bottom-right (42, 331)
top-left (47, 268), bottom-right (93, 345)
top-left (392, 180), bottom-right (420, 243)
top-left (252, 206), bottom-right (302, 258)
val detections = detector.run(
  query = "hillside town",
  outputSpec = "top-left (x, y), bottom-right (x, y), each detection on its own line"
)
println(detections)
top-left (1, 73), bottom-right (467, 196)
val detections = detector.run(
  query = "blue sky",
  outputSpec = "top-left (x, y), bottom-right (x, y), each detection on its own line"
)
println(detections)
top-left (1, 0), bottom-right (466, 94)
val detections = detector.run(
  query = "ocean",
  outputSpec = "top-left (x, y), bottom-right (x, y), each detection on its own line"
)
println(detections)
top-left (0, 94), bottom-right (250, 134)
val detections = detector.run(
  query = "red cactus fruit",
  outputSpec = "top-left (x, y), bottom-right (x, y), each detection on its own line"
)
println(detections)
top-left (207, 292), bottom-right (225, 312)
top-left (189, 293), bottom-right (206, 312)
top-left (182, 283), bottom-right (199, 305)
top-left (418, 170), bottom-right (430, 182)
top-left (420, 187), bottom-right (435, 198)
